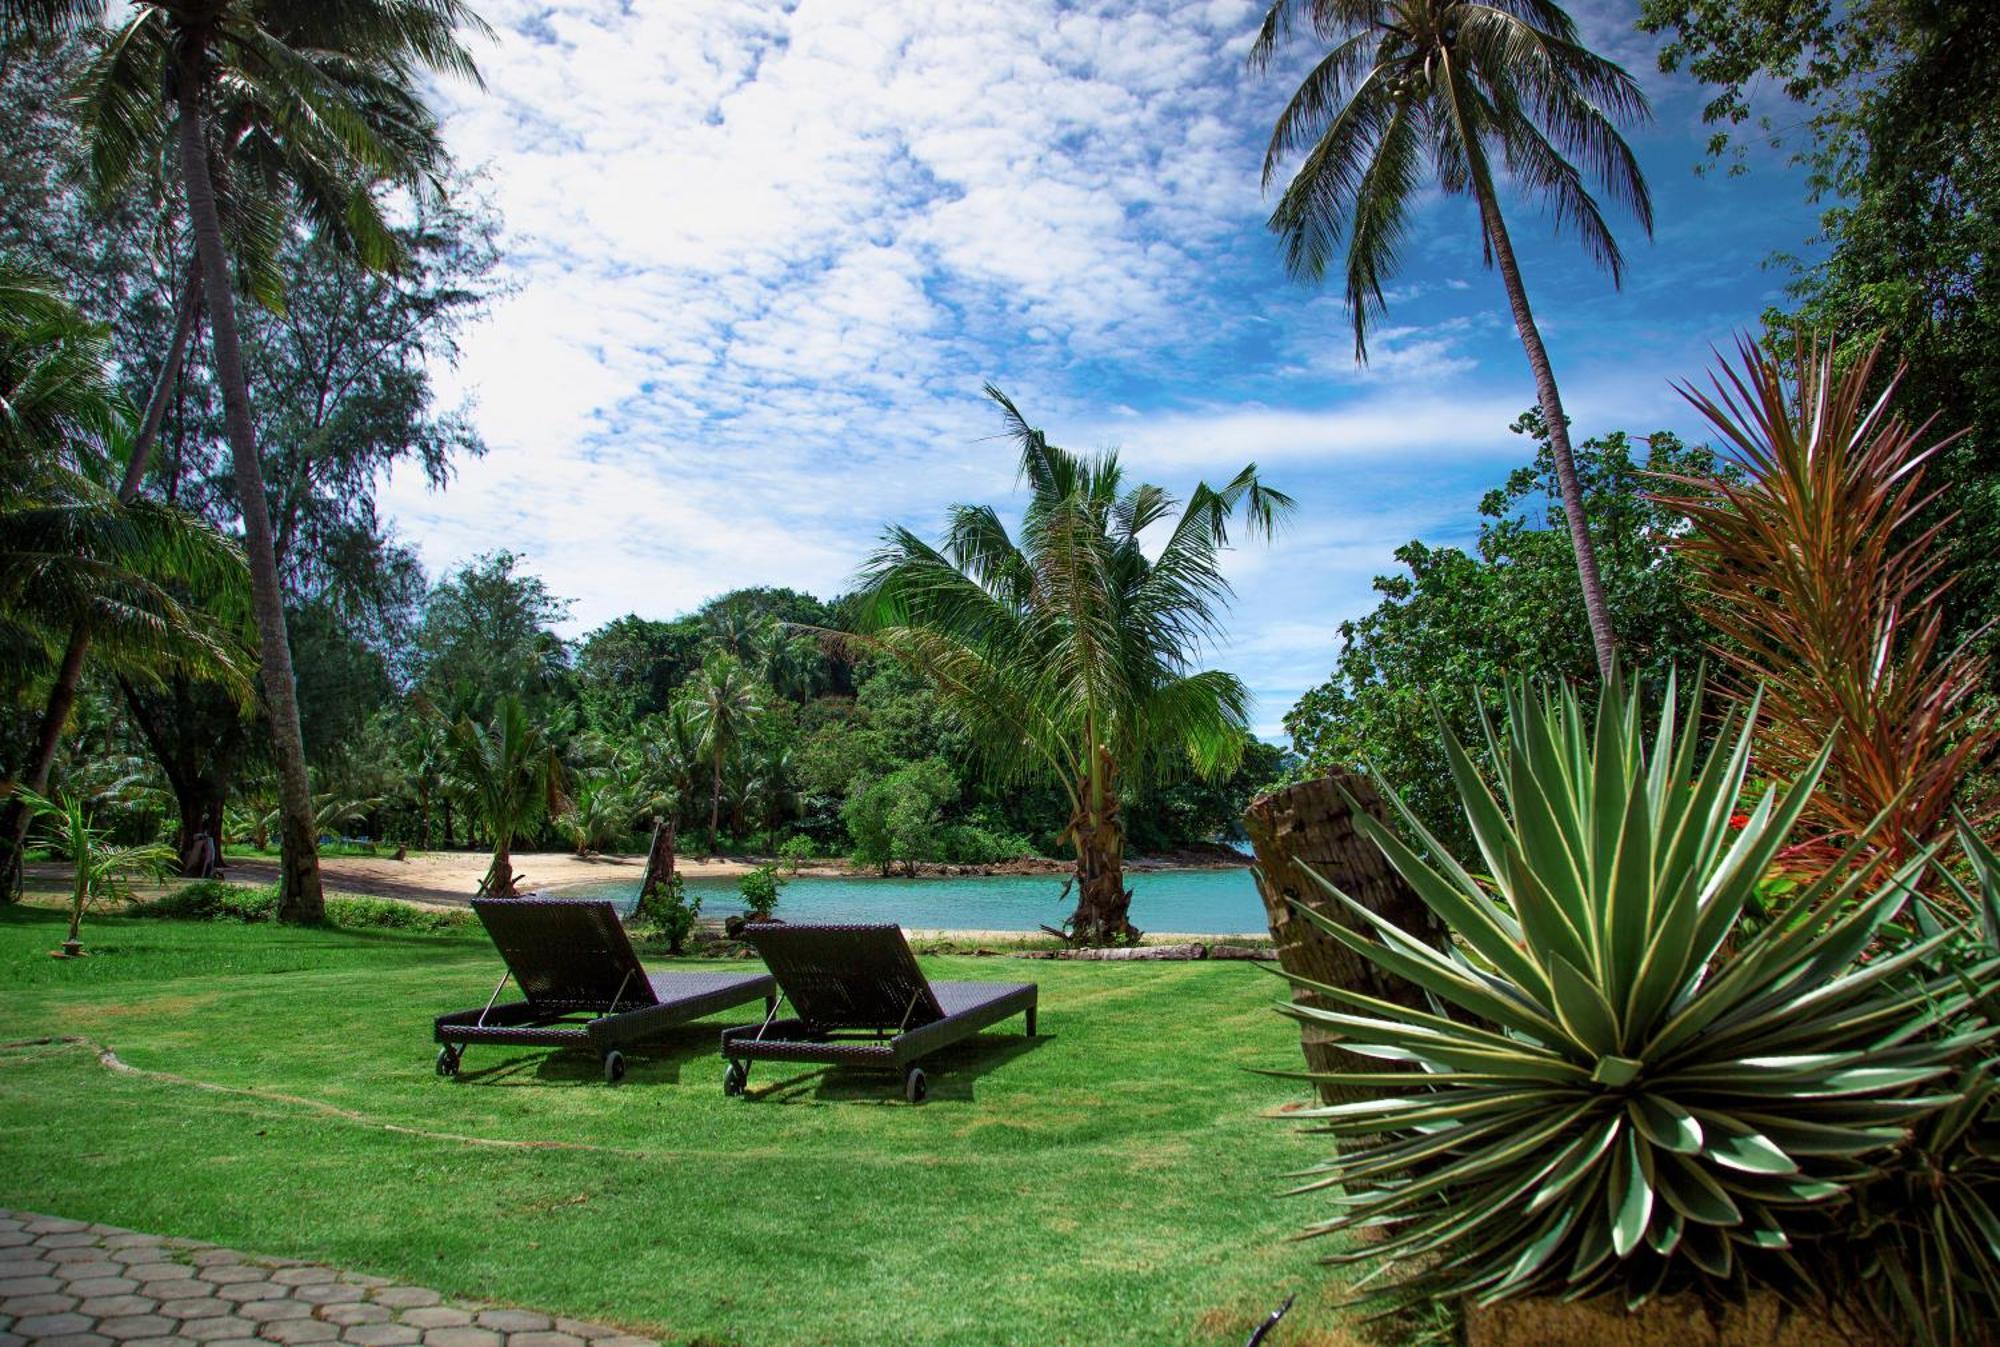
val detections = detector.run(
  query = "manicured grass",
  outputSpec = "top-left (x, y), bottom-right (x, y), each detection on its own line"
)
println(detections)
top-left (0, 906), bottom-right (1354, 1346)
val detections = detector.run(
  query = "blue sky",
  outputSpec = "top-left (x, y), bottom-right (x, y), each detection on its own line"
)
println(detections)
top-left (381, 0), bottom-right (1825, 740)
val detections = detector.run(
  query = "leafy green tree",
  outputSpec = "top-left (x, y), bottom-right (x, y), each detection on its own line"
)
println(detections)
top-left (30, 0), bottom-right (490, 921)
top-left (857, 387), bottom-right (1291, 941)
top-left (842, 758), bottom-right (956, 876)
top-left (1249, 0), bottom-right (1653, 681)
top-left (1641, 0), bottom-right (2000, 666)
top-left (1285, 421), bottom-right (1721, 854)
top-left (574, 614), bottom-right (705, 728)
top-left (680, 650), bottom-right (761, 855)
top-left (442, 695), bottom-right (564, 898)
top-left (411, 551), bottom-right (571, 721)
top-left (0, 268), bottom-right (249, 894)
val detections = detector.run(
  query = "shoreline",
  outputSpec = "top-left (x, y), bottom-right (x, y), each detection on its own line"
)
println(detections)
top-left (205, 846), bottom-right (1252, 911)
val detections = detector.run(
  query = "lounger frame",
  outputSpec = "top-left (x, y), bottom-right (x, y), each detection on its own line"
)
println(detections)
top-left (434, 898), bottom-right (776, 1083)
top-left (720, 922), bottom-right (1037, 1102)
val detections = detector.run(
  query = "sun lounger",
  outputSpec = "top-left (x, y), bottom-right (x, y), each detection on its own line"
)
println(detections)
top-left (433, 898), bottom-right (776, 1084)
top-left (719, 922), bottom-right (1038, 1103)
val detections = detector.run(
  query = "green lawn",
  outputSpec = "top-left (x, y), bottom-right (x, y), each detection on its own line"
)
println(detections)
top-left (0, 906), bottom-right (1357, 1347)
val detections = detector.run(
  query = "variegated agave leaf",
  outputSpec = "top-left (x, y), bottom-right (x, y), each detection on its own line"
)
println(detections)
top-left (1269, 674), bottom-right (1999, 1309)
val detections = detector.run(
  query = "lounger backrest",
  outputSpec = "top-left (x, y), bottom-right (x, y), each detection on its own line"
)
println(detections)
top-left (741, 923), bottom-right (945, 1032)
top-left (472, 898), bottom-right (659, 1012)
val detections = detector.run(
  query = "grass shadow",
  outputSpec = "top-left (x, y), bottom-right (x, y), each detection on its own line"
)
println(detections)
top-left (443, 1020), bottom-right (734, 1088)
top-left (740, 1029), bottom-right (1052, 1105)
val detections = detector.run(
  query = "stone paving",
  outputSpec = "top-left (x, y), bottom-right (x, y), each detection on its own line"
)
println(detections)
top-left (0, 1212), bottom-right (656, 1347)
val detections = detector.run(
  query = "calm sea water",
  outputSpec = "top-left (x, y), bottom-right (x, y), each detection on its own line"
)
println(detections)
top-left (550, 866), bottom-right (1267, 935)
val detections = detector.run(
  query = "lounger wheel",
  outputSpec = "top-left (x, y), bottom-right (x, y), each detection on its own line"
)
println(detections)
top-left (723, 1061), bottom-right (748, 1097)
top-left (602, 1050), bottom-right (626, 1085)
top-left (903, 1066), bottom-right (928, 1105)
top-left (435, 1045), bottom-right (461, 1077)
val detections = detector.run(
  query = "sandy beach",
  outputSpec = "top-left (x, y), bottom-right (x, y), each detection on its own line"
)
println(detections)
top-left (218, 849), bottom-right (752, 908)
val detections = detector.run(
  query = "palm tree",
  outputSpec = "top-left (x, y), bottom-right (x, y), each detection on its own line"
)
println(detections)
top-left (0, 267), bottom-right (249, 896)
top-left (11, 786), bottom-right (178, 955)
top-left (1250, 0), bottom-right (1651, 681)
top-left (441, 695), bottom-right (565, 898)
top-left (680, 651), bottom-right (761, 856)
top-left (16, 0), bottom-right (489, 922)
top-left (0, 1), bottom-right (464, 882)
top-left (856, 387), bottom-right (1293, 942)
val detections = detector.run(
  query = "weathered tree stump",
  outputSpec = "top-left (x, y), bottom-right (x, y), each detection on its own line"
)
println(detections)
top-left (638, 818), bottom-right (676, 905)
top-left (1244, 772), bottom-right (1442, 1105)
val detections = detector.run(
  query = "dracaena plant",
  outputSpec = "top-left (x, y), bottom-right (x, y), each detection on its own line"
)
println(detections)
top-left (1271, 673), bottom-right (1996, 1309)
top-left (1655, 336), bottom-right (2000, 883)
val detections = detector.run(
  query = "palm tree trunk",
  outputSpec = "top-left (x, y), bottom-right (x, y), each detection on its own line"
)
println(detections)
top-left (0, 262), bottom-right (204, 901)
top-left (1067, 744), bottom-right (1135, 944)
top-left (175, 70), bottom-right (324, 922)
top-left (1474, 185), bottom-right (1618, 681)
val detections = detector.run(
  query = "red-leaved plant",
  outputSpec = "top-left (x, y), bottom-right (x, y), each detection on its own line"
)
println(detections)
top-left (1655, 335), bottom-right (1998, 887)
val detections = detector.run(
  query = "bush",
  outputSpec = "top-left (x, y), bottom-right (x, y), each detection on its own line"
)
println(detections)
top-left (936, 823), bottom-right (1037, 865)
top-left (323, 897), bottom-right (472, 934)
top-left (843, 759), bottom-right (954, 875)
top-left (135, 881), bottom-right (471, 933)
top-left (776, 834), bottom-right (821, 873)
top-left (137, 879), bottom-right (279, 923)
top-left (737, 863), bottom-right (784, 920)
top-left (635, 871), bottom-right (701, 955)
top-left (1271, 674), bottom-right (1994, 1311)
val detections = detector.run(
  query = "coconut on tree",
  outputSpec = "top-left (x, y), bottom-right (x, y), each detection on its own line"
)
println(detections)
top-left (1250, 0), bottom-right (1653, 681)
top-left (854, 387), bottom-right (1292, 943)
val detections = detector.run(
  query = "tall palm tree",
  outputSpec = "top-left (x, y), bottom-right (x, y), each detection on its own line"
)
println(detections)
top-left (14, 0), bottom-right (489, 920)
top-left (441, 695), bottom-right (565, 899)
top-left (0, 267), bottom-right (249, 896)
top-left (856, 387), bottom-right (1293, 943)
top-left (680, 651), bottom-right (761, 856)
top-left (1250, 0), bottom-right (1651, 681)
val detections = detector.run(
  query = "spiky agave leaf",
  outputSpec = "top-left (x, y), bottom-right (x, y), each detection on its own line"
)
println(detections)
top-left (1268, 673), bottom-right (2000, 1308)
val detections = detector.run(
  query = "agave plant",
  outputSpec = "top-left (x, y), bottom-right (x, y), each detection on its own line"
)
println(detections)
top-left (1831, 821), bottom-right (2000, 1347)
top-left (1271, 674), bottom-right (1995, 1308)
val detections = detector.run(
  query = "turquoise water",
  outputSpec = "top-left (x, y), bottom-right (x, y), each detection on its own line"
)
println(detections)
top-left (552, 866), bottom-right (1266, 935)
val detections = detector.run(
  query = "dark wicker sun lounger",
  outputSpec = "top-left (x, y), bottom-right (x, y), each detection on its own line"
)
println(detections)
top-left (719, 922), bottom-right (1037, 1103)
top-left (433, 898), bottom-right (776, 1084)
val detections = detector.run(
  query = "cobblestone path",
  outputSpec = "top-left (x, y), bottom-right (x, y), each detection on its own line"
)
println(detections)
top-left (0, 1212), bottom-right (656, 1347)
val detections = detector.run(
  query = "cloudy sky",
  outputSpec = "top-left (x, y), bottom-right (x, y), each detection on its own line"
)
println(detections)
top-left (380, 0), bottom-right (1822, 739)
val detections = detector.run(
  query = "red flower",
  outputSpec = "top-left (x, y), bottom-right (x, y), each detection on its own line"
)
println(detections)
top-left (1728, 812), bottom-right (1751, 830)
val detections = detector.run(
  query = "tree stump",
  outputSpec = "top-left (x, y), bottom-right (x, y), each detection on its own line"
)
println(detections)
top-left (638, 818), bottom-right (676, 905)
top-left (1244, 772), bottom-right (1443, 1105)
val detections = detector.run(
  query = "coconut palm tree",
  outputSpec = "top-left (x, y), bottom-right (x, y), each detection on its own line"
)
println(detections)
top-left (1250, 0), bottom-right (1651, 681)
top-left (0, 2), bottom-right (464, 887)
top-left (442, 695), bottom-right (565, 899)
top-left (0, 267), bottom-right (249, 896)
top-left (10, 0), bottom-right (489, 922)
top-left (855, 387), bottom-right (1293, 943)
top-left (680, 651), bottom-right (761, 856)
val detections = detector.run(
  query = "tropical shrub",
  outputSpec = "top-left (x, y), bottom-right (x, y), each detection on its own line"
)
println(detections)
top-left (776, 834), bottom-right (821, 873)
top-left (14, 786), bottom-right (177, 953)
top-left (139, 879), bottom-right (280, 923)
top-left (738, 864), bottom-right (783, 921)
top-left (636, 871), bottom-right (701, 955)
top-left (1826, 823), bottom-right (2000, 1347)
top-left (843, 760), bottom-right (955, 875)
top-left (1660, 337), bottom-right (2000, 878)
top-left (1270, 674), bottom-right (1993, 1309)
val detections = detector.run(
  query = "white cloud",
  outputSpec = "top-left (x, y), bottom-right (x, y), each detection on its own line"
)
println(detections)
top-left (381, 0), bottom-right (1826, 728)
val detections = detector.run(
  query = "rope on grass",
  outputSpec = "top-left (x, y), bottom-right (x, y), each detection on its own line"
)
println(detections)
top-left (0, 1036), bottom-right (657, 1159)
